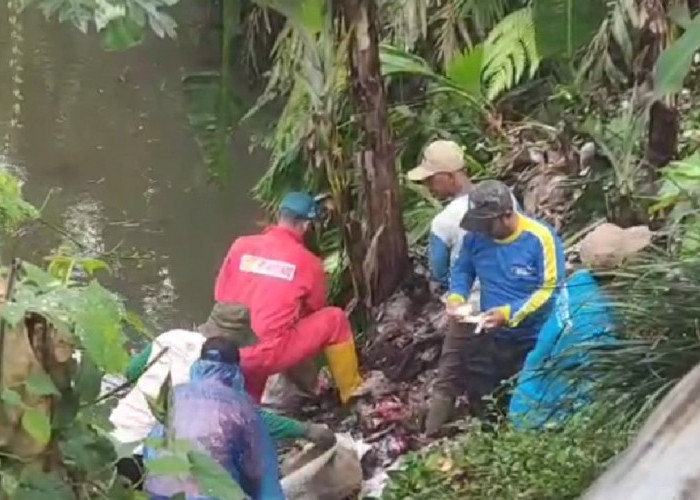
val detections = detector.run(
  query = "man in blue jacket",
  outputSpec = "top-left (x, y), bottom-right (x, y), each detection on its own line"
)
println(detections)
top-left (426, 180), bottom-right (565, 433)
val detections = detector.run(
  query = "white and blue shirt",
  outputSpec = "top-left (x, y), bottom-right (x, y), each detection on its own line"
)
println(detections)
top-left (429, 194), bottom-right (471, 288)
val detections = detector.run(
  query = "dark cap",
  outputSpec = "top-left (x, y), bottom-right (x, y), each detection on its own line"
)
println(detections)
top-left (200, 336), bottom-right (241, 365)
top-left (461, 180), bottom-right (514, 232)
top-left (198, 303), bottom-right (258, 348)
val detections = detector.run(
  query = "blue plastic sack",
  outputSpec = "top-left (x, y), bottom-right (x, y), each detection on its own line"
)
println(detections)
top-left (509, 270), bottom-right (616, 429)
top-left (144, 359), bottom-right (285, 500)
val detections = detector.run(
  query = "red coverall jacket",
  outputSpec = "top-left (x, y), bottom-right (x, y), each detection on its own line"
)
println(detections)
top-left (215, 225), bottom-right (353, 400)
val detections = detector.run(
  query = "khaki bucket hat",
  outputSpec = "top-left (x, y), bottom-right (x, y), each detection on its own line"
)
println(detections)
top-left (407, 140), bottom-right (465, 182)
top-left (579, 223), bottom-right (653, 269)
top-left (197, 302), bottom-right (258, 348)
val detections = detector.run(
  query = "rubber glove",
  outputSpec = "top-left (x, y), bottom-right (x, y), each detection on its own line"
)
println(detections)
top-left (445, 293), bottom-right (466, 316)
top-left (304, 423), bottom-right (337, 448)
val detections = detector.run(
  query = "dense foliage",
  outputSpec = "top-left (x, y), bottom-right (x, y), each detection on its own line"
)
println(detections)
top-left (17, 0), bottom-right (700, 498)
top-left (383, 411), bottom-right (633, 500)
top-left (383, 247), bottom-right (700, 498)
top-left (0, 169), bottom-right (248, 499)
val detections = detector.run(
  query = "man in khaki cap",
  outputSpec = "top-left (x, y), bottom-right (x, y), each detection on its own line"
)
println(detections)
top-left (407, 140), bottom-right (475, 289)
top-left (408, 140), bottom-right (478, 436)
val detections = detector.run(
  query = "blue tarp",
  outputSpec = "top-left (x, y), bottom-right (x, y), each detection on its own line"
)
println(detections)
top-left (509, 270), bottom-right (616, 429)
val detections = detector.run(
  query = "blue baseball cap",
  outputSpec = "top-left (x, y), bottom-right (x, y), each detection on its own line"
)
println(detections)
top-left (279, 192), bottom-right (319, 220)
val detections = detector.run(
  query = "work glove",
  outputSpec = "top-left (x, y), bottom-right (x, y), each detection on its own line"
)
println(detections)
top-left (445, 293), bottom-right (466, 316)
top-left (304, 423), bottom-right (336, 448)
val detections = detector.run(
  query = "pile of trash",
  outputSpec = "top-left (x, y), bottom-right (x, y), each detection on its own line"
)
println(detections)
top-left (363, 267), bottom-right (447, 382)
top-left (278, 266), bottom-right (464, 498)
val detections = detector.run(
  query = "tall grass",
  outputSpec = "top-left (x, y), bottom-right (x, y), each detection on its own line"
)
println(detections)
top-left (565, 252), bottom-right (700, 424)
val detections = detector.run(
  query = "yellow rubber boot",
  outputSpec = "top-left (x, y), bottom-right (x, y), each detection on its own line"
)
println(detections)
top-left (324, 341), bottom-right (362, 404)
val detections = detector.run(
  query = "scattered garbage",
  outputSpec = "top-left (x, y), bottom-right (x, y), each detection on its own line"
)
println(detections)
top-left (362, 272), bottom-right (446, 383)
top-left (96, 267), bottom-right (464, 498)
top-left (285, 267), bottom-right (475, 497)
top-left (261, 371), bottom-right (316, 415)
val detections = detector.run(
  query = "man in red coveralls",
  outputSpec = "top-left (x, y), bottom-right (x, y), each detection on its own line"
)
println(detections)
top-left (215, 192), bottom-right (363, 404)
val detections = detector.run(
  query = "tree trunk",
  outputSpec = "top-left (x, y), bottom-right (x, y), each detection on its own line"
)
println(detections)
top-left (638, 0), bottom-right (678, 197)
top-left (645, 100), bottom-right (679, 171)
top-left (341, 0), bottom-right (409, 307)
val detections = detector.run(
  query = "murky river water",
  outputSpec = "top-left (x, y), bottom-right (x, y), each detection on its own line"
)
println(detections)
top-left (0, 3), bottom-right (268, 331)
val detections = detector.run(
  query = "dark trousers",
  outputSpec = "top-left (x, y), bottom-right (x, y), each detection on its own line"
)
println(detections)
top-left (433, 320), bottom-right (535, 416)
top-left (116, 454), bottom-right (144, 490)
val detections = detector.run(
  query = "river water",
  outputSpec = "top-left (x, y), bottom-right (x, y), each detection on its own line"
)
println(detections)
top-left (0, 3), bottom-right (268, 332)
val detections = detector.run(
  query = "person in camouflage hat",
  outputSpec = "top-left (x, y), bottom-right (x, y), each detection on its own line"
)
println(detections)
top-left (111, 302), bottom-right (335, 489)
top-left (426, 180), bottom-right (566, 434)
top-left (197, 302), bottom-right (258, 347)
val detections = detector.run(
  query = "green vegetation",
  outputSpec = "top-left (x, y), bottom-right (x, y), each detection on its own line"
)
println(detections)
top-left (384, 248), bottom-right (700, 498)
top-left (0, 169), bottom-right (131, 499)
top-left (14, 0), bottom-right (700, 498)
top-left (0, 171), bottom-right (244, 498)
top-left (383, 411), bottom-right (633, 500)
top-left (27, 0), bottom-right (700, 303)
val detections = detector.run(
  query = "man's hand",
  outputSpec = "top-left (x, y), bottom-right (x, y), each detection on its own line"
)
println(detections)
top-left (304, 423), bottom-right (336, 448)
top-left (482, 308), bottom-right (508, 330)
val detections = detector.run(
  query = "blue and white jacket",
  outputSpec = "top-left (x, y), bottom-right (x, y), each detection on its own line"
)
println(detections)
top-left (429, 195), bottom-right (471, 288)
top-left (449, 213), bottom-right (566, 342)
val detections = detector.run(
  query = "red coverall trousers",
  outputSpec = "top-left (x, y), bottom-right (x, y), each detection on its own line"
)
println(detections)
top-left (239, 306), bottom-right (353, 402)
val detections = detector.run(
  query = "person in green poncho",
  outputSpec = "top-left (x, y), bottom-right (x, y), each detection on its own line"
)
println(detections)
top-left (110, 302), bottom-right (335, 488)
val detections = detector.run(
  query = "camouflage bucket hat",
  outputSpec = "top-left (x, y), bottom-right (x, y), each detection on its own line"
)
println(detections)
top-left (460, 180), bottom-right (514, 233)
top-left (198, 302), bottom-right (258, 348)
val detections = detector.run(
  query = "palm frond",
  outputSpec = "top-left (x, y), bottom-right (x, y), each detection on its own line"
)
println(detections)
top-left (582, 103), bottom-right (646, 197)
top-left (456, 0), bottom-right (511, 40)
top-left (382, 0), bottom-right (516, 69)
top-left (402, 182), bottom-right (443, 245)
top-left (482, 7), bottom-right (541, 101)
top-left (431, 0), bottom-right (464, 65)
top-left (577, 0), bottom-right (642, 86)
top-left (242, 5), bottom-right (275, 77)
top-left (380, 0), bottom-right (430, 50)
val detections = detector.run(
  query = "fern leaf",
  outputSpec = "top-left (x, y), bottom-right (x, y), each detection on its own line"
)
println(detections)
top-left (482, 8), bottom-right (540, 101)
top-left (512, 43), bottom-right (527, 83)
